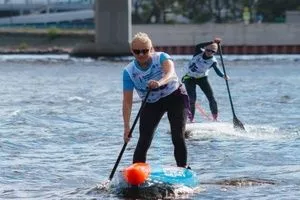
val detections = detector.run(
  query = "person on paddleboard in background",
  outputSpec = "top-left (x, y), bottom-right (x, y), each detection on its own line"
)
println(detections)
top-left (122, 32), bottom-right (190, 168)
top-left (182, 38), bottom-right (229, 122)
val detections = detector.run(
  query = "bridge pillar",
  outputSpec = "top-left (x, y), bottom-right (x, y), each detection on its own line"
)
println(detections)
top-left (71, 0), bottom-right (131, 57)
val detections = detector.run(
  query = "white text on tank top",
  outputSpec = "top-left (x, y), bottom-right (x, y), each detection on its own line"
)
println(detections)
top-left (186, 53), bottom-right (217, 78)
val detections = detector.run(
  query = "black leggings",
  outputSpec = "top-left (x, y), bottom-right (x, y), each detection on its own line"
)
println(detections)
top-left (184, 76), bottom-right (218, 120)
top-left (133, 87), bottom-right (188, 167)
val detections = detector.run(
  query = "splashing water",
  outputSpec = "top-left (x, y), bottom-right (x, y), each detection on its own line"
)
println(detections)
top-left (186, 122), bottom-right (298, 141)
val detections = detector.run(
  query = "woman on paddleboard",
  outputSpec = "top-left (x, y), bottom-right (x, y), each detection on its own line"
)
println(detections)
top-left (122, 32), bottom-right (190, 168)
top-left (182, 38), bottom-right (229, 122)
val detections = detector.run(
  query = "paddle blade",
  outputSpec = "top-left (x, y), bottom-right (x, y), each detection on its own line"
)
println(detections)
top-left (233, 116), bottom-right (245, 131)
top-left (123, 163), bottom-right (150, 186)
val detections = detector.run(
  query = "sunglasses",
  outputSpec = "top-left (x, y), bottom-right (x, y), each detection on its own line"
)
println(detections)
top-left (205, 49), bottom-right (216, 53)
top-left (132, 49), bottom-right (150, 55)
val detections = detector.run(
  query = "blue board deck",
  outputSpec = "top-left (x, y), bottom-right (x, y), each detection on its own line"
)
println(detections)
top-left (148, 166), bottom-right (199, 187)
top-left (112, 165), bottom-right (199, 188)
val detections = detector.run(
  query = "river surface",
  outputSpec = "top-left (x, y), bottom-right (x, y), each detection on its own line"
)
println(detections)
top-left (0, 54), bottom-right (299, 199)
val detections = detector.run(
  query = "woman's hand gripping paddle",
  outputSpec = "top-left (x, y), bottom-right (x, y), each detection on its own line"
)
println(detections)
top-left (217, 43), bottom-right (245, 131)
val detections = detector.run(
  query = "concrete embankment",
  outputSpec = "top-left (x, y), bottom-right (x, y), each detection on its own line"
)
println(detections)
top-left (0, 28), bottom-right (94, 54)
top-left (0, 23), bottom-right (299, 55)
top-left (135, 23), bottom-right (300, 55)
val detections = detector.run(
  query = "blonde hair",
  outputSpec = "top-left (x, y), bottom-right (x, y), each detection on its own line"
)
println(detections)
top-left (131, 32), bottom-right (153, 48)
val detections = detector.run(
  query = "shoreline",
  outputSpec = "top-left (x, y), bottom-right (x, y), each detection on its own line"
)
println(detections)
top-left (1, 45), bottom-right (300, 55)
top-left (0, 28), bottom-right (93, 55)
top-left (0, 27), bottom-right (299, 56)
top-left (0, 47), bottom-right (72, 54)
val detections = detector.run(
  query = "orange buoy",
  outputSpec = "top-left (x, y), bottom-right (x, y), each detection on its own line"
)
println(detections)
top-left (123, 162), bottom-right (150, 186)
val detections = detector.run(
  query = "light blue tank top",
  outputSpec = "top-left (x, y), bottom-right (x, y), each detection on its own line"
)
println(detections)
top-left (124, 52), bottom-right (179, 103)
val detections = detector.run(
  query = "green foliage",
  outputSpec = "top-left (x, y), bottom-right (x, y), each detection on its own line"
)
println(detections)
top-left (256, 0), bottom-right (300, 22)
top-left (132, 0), bottom-right (300, 24)
top-left (18, 42), bottom-right (28, 50)
top-left (47, 27), bottom-right (60, 40)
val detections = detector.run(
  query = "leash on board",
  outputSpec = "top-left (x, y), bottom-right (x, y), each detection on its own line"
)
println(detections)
top-left (195, 102), bottom-right (213, 121)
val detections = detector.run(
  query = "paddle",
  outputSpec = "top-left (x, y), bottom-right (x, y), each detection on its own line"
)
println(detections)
top-left (217, 43), bottom-right (245, 131)
top-left (108, 89), bottom-right (151, 181)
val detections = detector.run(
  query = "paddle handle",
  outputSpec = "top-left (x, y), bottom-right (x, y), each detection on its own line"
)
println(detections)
top-left (109, 90), bottom-right (151, 181)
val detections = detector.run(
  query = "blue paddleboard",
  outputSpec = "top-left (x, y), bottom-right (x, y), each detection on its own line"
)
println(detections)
top-left (112, 164), bottom-right (199, 189)
top-left (148, 166), bottom-right (199, 187)
top-left (110, 165), bottom-right (199, 199)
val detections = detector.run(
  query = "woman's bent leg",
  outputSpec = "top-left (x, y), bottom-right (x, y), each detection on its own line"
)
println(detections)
top-left (184, 79), bottom-right (196, 122)
top-left (133, 102), bottom-right (164, 163)
top-left (198, 77), bottom-right (218, 119)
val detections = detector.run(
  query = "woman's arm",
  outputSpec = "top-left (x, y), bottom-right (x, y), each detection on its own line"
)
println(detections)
top-left (212, 63), bottom-right (230, 80)
top-left (148, 58), bottom-right (176, 89)
top-left (148, 53), bottom-right (176, 89)
top-left (195, 38), bottom-right (222, 55)
top-left (194, 41), bottom-right (213, 55)
top-left (123, 90), bottom-right (133, 142)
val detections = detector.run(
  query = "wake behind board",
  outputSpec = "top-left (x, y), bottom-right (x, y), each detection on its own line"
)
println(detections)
top-left (186, 121), bottom-right (249, 139)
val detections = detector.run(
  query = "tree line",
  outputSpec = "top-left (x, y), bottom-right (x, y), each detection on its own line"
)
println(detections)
top-left (132, 0), bottom-right (300, 24)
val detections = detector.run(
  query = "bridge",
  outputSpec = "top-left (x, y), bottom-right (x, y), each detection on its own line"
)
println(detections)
top-left (0, 0), bottom-right (94, 27)
top-left (0, 0), bottom-right (131, 56)
top-left (0, 10), bottom-right (93, 27)
top-left (0, 2), bottom-right (93, 12)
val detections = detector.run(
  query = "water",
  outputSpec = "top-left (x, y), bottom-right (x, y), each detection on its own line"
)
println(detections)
top-left (0, 54), bottom-right (299, 199)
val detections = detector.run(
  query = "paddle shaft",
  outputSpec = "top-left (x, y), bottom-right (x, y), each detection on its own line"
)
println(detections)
top-left (217, 43), bottom-right (237, 117)
top-left (109, 90), bottom-right (151, 181)
top-left (217, 43), bottom-right (245, 130)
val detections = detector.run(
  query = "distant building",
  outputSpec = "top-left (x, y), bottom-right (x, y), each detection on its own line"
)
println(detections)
top-left (285, 11), bottom-right (300, 23)
top-left (0, 0), bottom-right (93, 4)
top-left (0, 0), bottom-right (94, 28)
